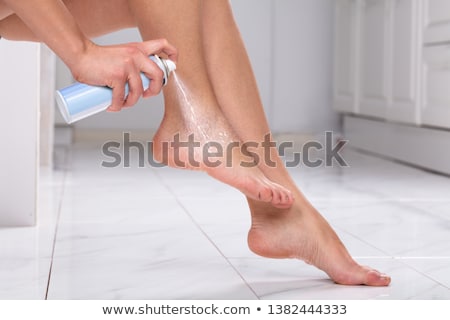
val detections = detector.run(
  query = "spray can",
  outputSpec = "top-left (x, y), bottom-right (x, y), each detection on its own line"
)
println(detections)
top-left (56, 55), bottom-right (176, 124)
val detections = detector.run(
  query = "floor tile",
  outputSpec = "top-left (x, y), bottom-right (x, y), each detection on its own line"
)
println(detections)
top-left (228, 258), bottom-right (450, 300)
top-left (400, 258), bottom-right (450, 289)
top-left (6, 142), bottom-right (448, 300)
top-left (177, 198), bottom-right (390, 260)
top-left (0, 166), bottom-right (64, 299)
top-left (47, 218), bottom-right (256, 299)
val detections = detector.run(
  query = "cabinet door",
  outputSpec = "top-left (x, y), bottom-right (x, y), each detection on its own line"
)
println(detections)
top-left (0, 41), bottom-right (40, 226)
top-left (422, 45), bottom-right (450, 128)
top-left (388, 0), bottom-right (421, 124)
top-left (424, 0), bottom-right (450, 44)
top-left (359, 0), bottom-right (389, 118)
top-left (333, 0), bottom-right (360, 113)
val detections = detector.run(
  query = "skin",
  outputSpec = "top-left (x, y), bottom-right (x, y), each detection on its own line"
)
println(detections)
top-left (0, 0), bottom-right (391, 286)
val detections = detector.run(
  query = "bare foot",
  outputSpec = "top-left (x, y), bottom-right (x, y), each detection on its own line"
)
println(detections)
top-left (247, 197), bottom-right (391, 286)
top-left (153, 74), bottom-right (294, 209)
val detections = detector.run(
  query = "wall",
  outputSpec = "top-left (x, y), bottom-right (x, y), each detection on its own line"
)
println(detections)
top-left (271, 0), bottom-right (337, 133)
top-left (40, 45), bottom-right (56, 167)
top-left (55, 0), bottom-right (338, 134)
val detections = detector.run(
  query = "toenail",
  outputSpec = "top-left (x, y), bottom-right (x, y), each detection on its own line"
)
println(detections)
top-left (379, 274), bottom-right (390, 281)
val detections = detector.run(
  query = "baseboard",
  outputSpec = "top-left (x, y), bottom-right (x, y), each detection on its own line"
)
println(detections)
top-left (344, 115), bottom-right (450, 175)
top-left (73, 128), bottom-right (156, 144)
top-left (71, 130), bottom-right (327, 147)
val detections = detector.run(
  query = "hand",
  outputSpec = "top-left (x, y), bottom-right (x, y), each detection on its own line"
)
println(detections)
top-left (69, 39), bottom-right (178, 112)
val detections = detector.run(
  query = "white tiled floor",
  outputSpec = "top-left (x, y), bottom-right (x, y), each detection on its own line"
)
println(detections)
top-left (1, 141), bottom-right (449, 299)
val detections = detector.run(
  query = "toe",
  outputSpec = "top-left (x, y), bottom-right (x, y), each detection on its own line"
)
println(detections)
top-left (257, 185), bottom-right (273, 203)
top-left (285, 190), bottom-right (294, 206)
top-left (272, 186), bottom-right (294, 209)
top-left (333, 265), bottom-right (391, 286)
top-left (365, 270), bottom-right (391, 286)
top-left (270, 188), bottom-right (282, 206)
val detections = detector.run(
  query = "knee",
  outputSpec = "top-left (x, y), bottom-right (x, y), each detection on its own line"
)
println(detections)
top-left (0, 18), bottom-right (7, 40)
top-left (0, 14), bottom-right (40, 41)
top-left (0, 15), bottom-right (13, 40)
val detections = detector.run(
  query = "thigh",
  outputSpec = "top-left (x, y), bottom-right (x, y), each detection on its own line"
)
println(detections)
top-left (0, 0), bottom-right (136, 41)
top-left (0, 1), bottom-right (13, 21)
top-left (63, 0), bottom-right (136, 37)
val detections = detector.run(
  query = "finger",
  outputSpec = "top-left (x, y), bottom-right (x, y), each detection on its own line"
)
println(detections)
top-left (144, 72), bottom-right (164, 97)
top-left (123, 72), bottom-right (144, 108)
top-left (146, 67), bottom-right (164, 97)
top-left (136, 56), bottom-right (164, 97)
top-left (108, 81), bottom-right (126, 112)
top-left (137, 38), bottom-right (178, 63)
top-left (143, 88), bottom-right (153, 99)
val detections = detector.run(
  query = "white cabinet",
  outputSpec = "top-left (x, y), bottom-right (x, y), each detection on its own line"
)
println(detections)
top-left (424, 0), bottom-right (450, 44)
top-left (389, 0), bottom-right (421, 123)
top-left (421, 0), bottom-right (450, 128)
top-left (334, 0), bottom-right (360, 113)
top-left (334, 0), bottom-right (423, 125)
top-left (0, 41), bottom-right (40, 226)
top-left (359, 0), bottom-right (389, 118)
top-left (422, 45), bottom-right (450, 128)
top-left (337, 0), bottom-right (450, 174)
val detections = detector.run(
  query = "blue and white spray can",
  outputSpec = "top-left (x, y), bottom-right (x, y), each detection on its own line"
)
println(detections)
top-left (56, 55), bottom-right (176, 124)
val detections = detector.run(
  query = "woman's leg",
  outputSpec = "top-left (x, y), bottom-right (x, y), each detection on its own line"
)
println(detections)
top-left (199, 0), bottom-right (390, 286)
top-left (127, 0), bottom-right (294, 208)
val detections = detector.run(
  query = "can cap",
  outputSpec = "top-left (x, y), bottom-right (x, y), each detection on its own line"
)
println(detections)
top-left (165, 59), bottom-right (177, 73)
top-left (151, 55), bottom-right (177, 86)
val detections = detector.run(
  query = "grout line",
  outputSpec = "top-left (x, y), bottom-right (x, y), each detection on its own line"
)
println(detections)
top-left (394, 258), bottom-right (450, 291)
top-left (394, 257), bottom-right (450, 260)
top-left (334, 225), bottom-right (395, 259)
top-left (152, 170), bottom-right (261, 300)
top-left (337, 227), bottom-right (450, 290)
top-left (44, 148), bottom-right (70, 300)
